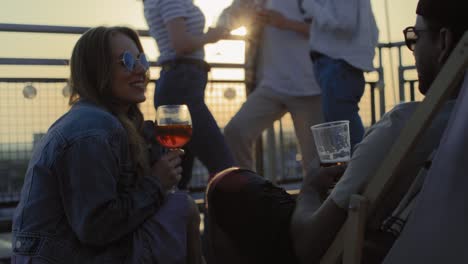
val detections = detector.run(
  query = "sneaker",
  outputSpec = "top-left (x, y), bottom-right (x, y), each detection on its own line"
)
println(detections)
top-left (206, 167), bottom-right (298, 264)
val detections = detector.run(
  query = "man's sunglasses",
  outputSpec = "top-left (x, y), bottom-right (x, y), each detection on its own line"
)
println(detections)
top-left (403, 26), bottom-right (431, 51)
top-left (119, 51), bottom-right (150, 72)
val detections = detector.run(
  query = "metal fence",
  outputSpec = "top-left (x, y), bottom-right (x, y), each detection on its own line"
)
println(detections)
top-left (0, 23), bottom-right (420, 199)
top-left (0, 78), bottom-right (247, 192)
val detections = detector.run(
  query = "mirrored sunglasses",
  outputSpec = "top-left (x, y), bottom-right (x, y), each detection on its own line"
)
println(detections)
top-left (120, 51), bottom-right (150, 72)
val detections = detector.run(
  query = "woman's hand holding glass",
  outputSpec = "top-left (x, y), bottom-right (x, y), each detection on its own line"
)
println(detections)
top-left (151, 149), bottom-right (184, 193)
top-left (155, 104), bottom-right (192, 192)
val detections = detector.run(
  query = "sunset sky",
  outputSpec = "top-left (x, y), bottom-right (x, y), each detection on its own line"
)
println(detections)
top-left (0, 0), bottom-right (419, 74)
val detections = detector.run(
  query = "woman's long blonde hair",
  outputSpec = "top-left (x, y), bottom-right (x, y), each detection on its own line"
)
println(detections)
top-left (68, 26), bottom-right (149, 177)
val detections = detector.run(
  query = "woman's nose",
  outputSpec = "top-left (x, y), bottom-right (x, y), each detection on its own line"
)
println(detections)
top-left (133, 60), bottom-right (148, 74)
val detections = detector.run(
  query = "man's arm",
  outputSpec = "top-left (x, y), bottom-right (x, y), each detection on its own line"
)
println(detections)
top-left (301, 0), bottom-right (359, 33)
top-left (291, 197), bottom-right (347, 263)
top-left (290, 166), bottom-right (347, 264)
top-left (290, 104), bottom-right (422, 263)
top-left (216, 0), bottom-right (257, 30)
top-left (166, 18), bottom-right (227, 56)
top-left (259, 9), bottom-right (310, 37)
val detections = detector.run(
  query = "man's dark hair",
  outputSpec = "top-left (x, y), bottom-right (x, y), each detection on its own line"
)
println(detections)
top-left (425, 20), bottom-right (466, 49)
top-left (416, 0), bottom-right (467, 47)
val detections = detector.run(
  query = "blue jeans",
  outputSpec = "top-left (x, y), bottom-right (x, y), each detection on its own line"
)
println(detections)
top-left (155, 62), bottom-right (236, 188)
top-left (312, 55), bottom-right (365, 149)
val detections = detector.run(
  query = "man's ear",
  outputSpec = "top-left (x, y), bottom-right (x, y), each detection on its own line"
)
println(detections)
top-left (438, 28), bottom-right (455, 64)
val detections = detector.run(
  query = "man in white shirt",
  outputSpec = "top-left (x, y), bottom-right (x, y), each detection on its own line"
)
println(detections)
top-left (303, 0), bottom-right (379, 149)
top-left (223, 0), bottom-right (323, 178)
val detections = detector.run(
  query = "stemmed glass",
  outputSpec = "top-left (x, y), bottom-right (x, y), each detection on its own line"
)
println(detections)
top-left (155, 104), bottom-right (192, 193)
top-left (155, 104), bottom-right (192, 150)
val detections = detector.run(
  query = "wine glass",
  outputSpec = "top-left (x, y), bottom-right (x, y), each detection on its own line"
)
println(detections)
top-left (155, 105), bottom-right (192, 193)
top-left (155, 104), bottom-right (192, 150)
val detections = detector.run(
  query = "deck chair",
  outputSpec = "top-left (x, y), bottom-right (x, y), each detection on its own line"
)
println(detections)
top-left (319, 31), bottom-right (468, 264)
top-left (382, 55), bottom-right (468, 264)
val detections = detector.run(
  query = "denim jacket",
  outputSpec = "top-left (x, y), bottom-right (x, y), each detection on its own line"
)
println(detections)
top-left (12, 101), bottom-right (165, 263)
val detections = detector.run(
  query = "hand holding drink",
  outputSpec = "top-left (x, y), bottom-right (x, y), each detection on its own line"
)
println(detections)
top-left (151, 149), bottom-right (184, 193)
top-left (303, 165), bottom-right (347, 201)
top-left (310, 120), bottom-right (351, 194)
top-left (155, 104), bottom-right (192, 192)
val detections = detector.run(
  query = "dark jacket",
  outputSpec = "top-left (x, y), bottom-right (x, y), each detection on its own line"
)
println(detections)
top-left (12, 100), bottom-right (165, 263)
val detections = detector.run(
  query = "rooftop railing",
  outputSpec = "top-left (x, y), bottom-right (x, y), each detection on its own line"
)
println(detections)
top-left (0, 23), bottom-right (419, 207)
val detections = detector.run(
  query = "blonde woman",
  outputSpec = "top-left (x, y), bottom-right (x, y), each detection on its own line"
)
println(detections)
top-left (12, 26), bottom-right (204, 264)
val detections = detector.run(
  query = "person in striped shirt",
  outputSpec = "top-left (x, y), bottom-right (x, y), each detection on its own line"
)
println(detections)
top-left (143, 0), bottom-right (236, 189)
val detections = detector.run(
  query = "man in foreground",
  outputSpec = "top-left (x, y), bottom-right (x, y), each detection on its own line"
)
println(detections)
top-left (206, 0), bottom-right (466, 263)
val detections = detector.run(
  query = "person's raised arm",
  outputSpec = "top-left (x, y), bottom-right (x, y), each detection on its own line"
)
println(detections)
top-left (166, 18), bottom-right (228, 56)
top-left (301, 0), bottom-right (359, 33)
top-left (216, 0), bottom-right (258, 30)
top-left (290, 103), bottom-right (425, 263)
top-left (259, 9), bottom-right (310, 37)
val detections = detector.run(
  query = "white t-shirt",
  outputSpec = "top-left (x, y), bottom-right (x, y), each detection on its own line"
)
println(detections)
top-left (302, 0), bottom-right (379, 71)
top-left (256, 0), bottom-right (321, 96)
